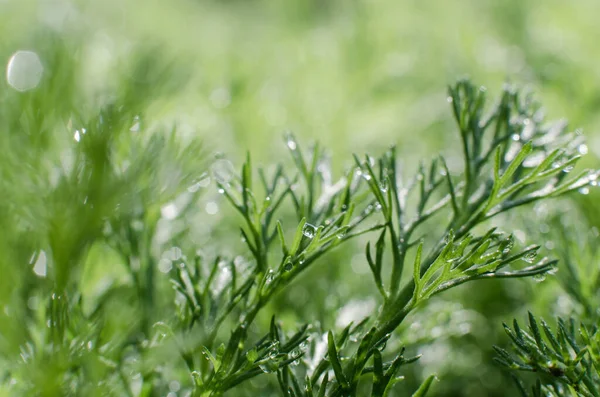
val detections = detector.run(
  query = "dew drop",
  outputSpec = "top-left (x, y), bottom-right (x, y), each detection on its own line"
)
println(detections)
top-left (158, 258), bottom-right (173, 273)
top-left (579, 187), bottom-right (590, 195)
top-left (191, 371), bottom-right (202, 385)
top-left (562, 166), bottom-right (574, 173)
top-left (267, 341), bottom-right (280, 359)
top-left (502, 236), bottom-right (514, 254)
top-left (302, 223), bottom-right (317, 239)
top-left (547, 265), bottom-right (558, 275)
top-left (285, 133), bottom-right (298, 151)
top-left (578, 144), bottom-right (589, 155)
top-left (265, 270), bottom-right (275, 284)
top-left (533, 273), bottom-right (546, 283)
top-left (511, 134), bottom-right (521, 142)
top-left (217, 188), bottom-right (225, 194)
top-left (379, 180), bottom-right (388, 193)
top-left (442, 233), bottom-right (452, 245)
top-left (6, 50), bottom-right (44, 92)
top-left (523, 250), bottom-right (537, 264)
top-left (188, 173), bottom-right (211, 192)
top-left (211, 159), bottom-right (235, 184)
top-left (283, 259), bottom-right (294, 272)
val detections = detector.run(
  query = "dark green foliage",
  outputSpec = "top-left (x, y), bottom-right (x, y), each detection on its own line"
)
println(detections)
top-left (496, 196), bottom-right (600, 397)
top-left (497, 314), bottom-right (600, 397)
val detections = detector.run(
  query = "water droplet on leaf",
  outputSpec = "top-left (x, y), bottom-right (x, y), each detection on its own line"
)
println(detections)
top-left (533, 273), bottom-right (546, 283)
top-left (302, 223), bottom-right (317, 239)
top-left (379, 180), bottom-right (388, 192)
top-left (285, 133), bottom-right (297, 151)
top-left (188, 173), bottom-right (211, 192)
top-left (265, 270), bottom-right (275, 284)
top-left (211, 159), bottom-right (235, 184)
top-left (502, 236), bottom-right (514, 254)
top-left (523, 250), bottom-right (537, 264)
top-left (283, 259), bottom-right (294, 272)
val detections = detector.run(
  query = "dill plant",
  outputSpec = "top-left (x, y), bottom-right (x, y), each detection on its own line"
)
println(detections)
top-left (494, 200), bottom-right (600, 396)
top-left (1, 37), bottom-right (599, 397)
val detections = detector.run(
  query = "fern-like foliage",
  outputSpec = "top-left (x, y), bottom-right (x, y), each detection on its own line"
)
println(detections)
top-left (496, 198), bottom-right (600, 397)
top-left (1, 34), bottom-right (598, 397)
top-left (178, 80), bottom-right (599, 397)
top-left (497, 313), bottom-right (600, 397)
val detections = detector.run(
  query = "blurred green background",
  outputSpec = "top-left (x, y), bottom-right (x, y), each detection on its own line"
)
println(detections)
top-left (2, 0), bottom-right (600, 396)
top-left (6, 0), bottom-right (600, 160)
